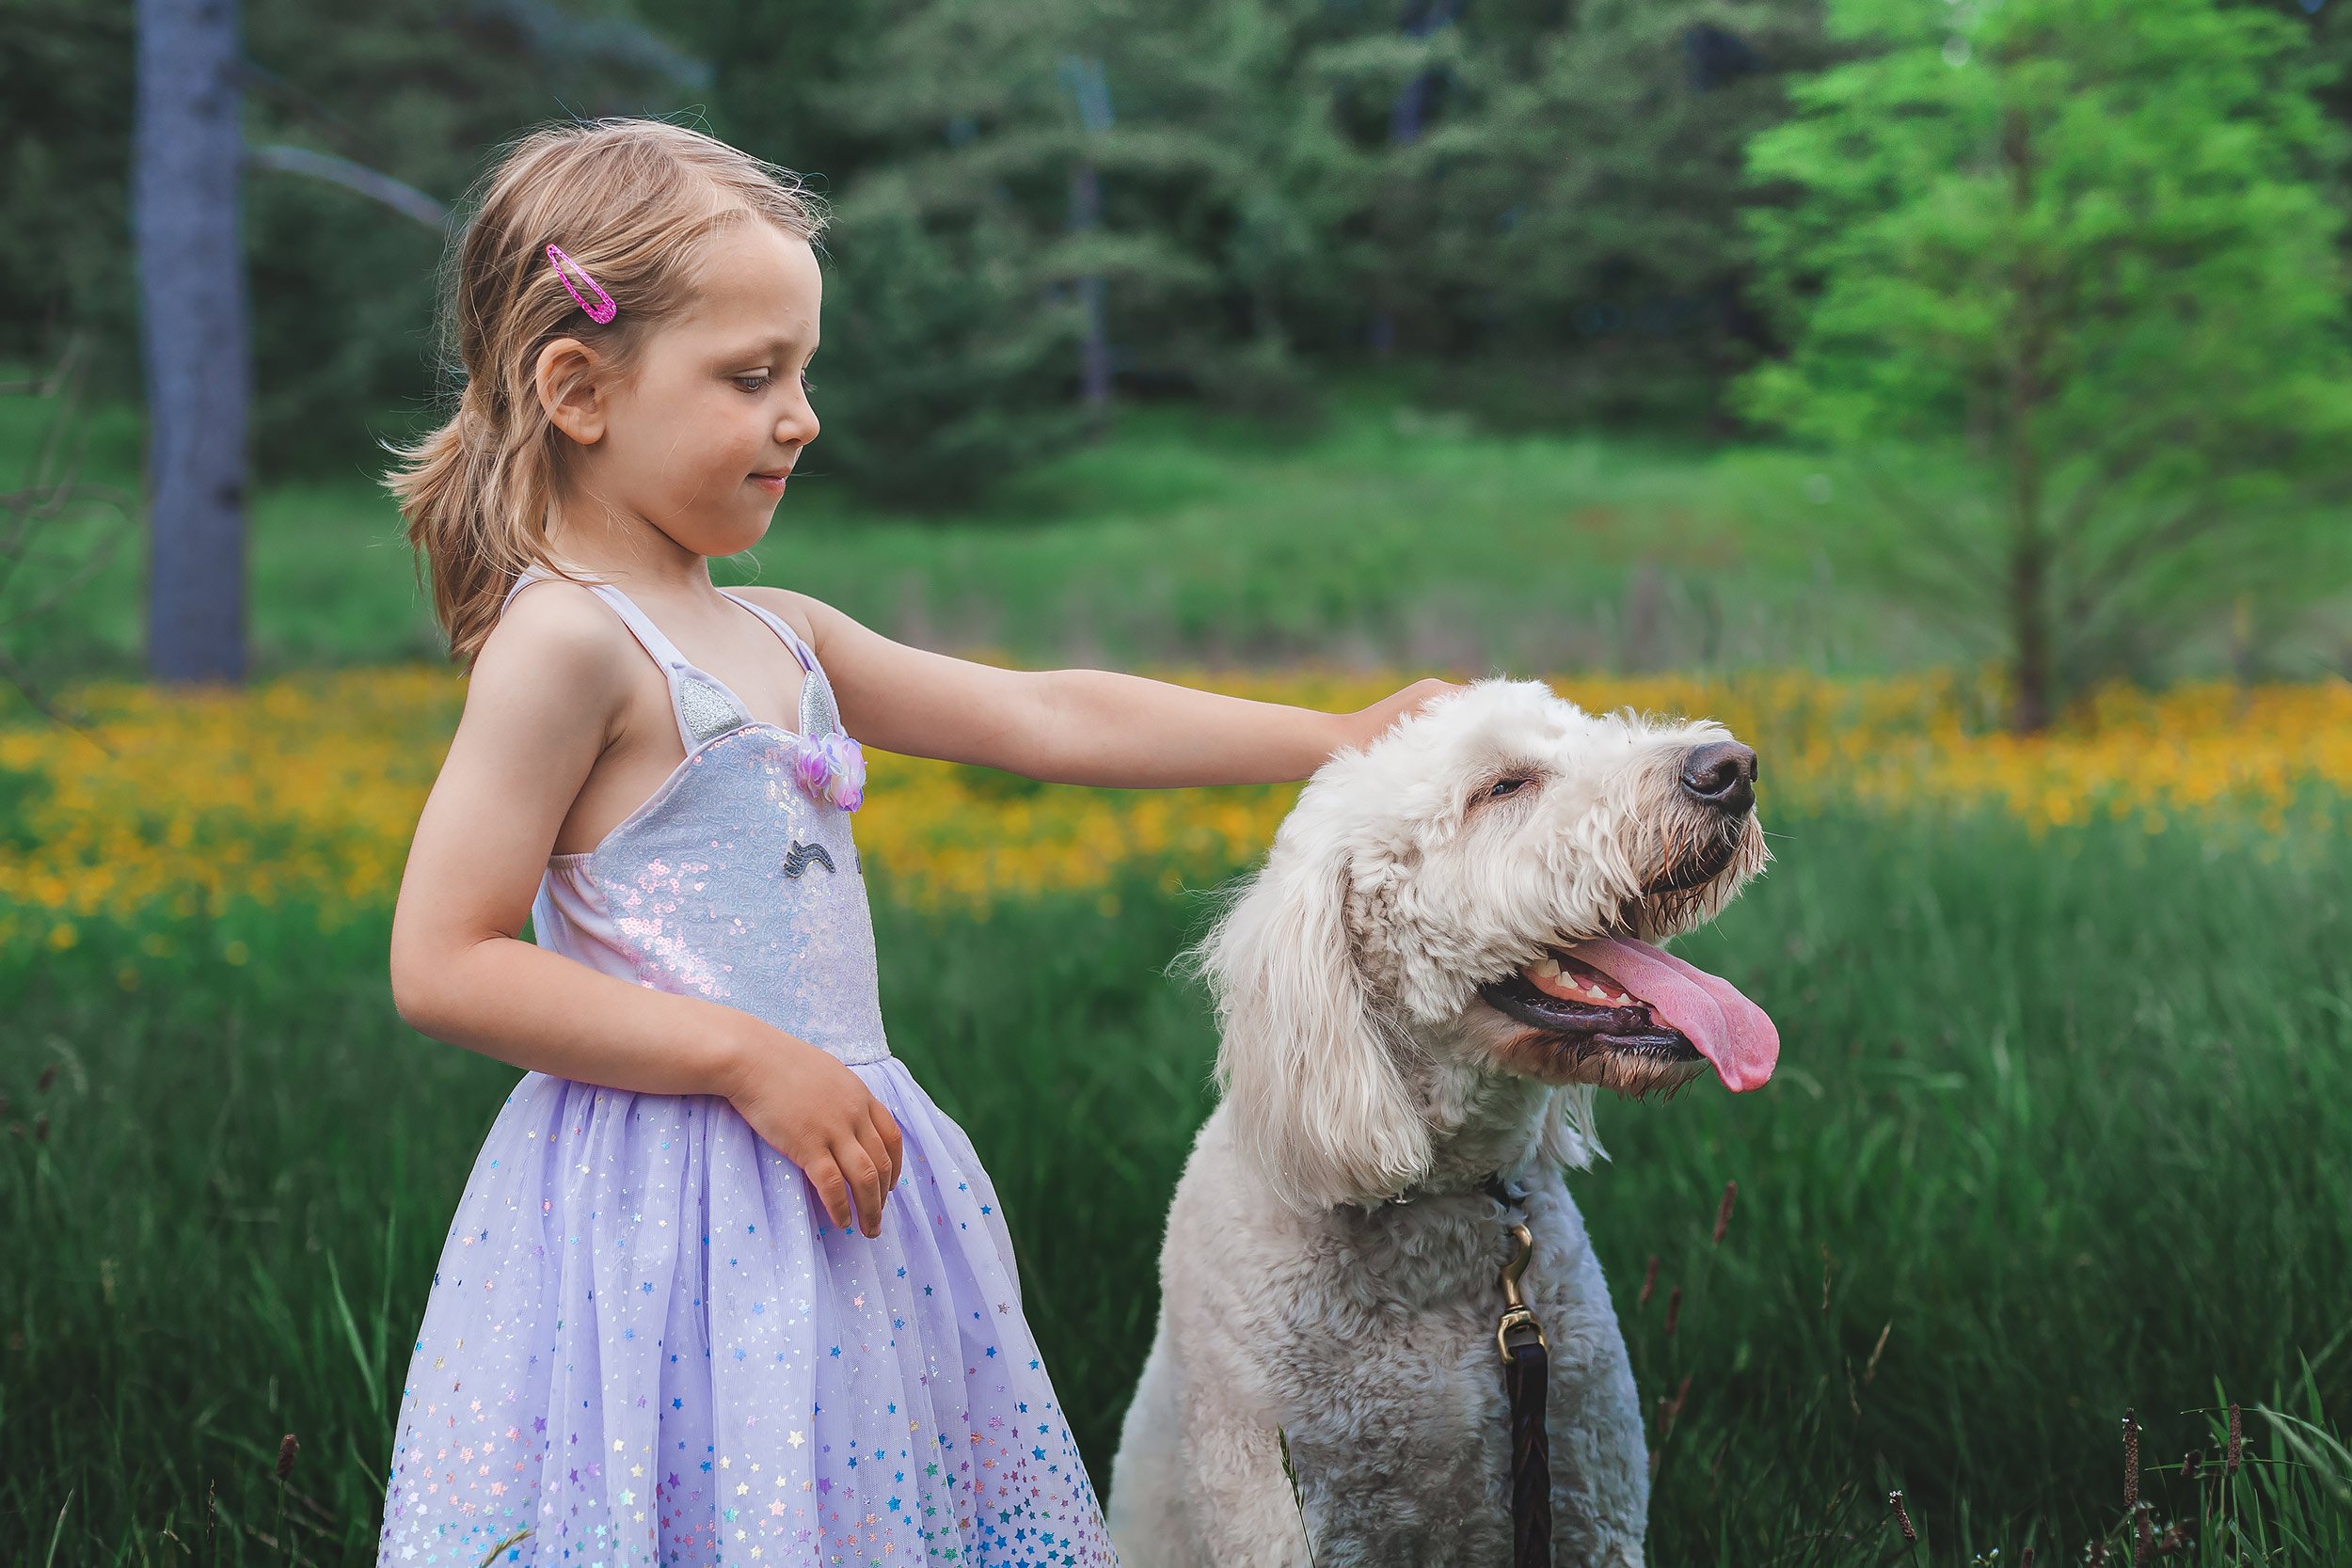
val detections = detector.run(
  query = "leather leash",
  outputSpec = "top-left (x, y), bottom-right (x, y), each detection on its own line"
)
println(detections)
top-left (1481, 1174), bottom-right (1553, 1568)
top-left (1281, 1176), bottom-right (1555, 1566)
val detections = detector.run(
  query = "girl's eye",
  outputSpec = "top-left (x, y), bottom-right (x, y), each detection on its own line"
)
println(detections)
top-left (799, 369), bottom-right (816, 394)
top-left (734, 373), bottom-right (771, 393)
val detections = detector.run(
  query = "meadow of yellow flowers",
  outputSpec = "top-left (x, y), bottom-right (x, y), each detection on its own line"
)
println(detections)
top-left (4, 665), bottom-right (2348, 952)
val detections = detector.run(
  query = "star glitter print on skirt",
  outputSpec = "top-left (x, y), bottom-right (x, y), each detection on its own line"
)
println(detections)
top-left (375, 569), bottom-right (1118, 1567)
top-left (375, 1078), bottom-right (1116, 1567)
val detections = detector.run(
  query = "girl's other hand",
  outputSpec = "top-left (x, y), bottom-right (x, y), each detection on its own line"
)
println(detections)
top-left (723, 1025), bottom-right (905, 1237)
top-left (1341, 677), bottom-right (1462, 755)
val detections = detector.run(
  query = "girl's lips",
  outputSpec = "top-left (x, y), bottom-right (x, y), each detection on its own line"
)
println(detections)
top-left (750, 471), bottom-right (791, 494)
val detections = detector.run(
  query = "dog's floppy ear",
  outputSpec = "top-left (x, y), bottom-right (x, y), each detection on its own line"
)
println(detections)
top-left (1189, 834), bottom-right (1430, 1212)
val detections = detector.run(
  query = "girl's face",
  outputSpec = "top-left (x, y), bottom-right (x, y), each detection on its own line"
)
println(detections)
top-left (554, 218), bottom-right (822, 561)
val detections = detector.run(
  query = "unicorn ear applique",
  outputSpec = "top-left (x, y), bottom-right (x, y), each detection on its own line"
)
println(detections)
top-left (789, 664), bottom-right (866, 812)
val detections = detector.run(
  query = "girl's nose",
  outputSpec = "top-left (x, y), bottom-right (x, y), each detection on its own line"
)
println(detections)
top-left (779, 393), bottom-right (818, 448)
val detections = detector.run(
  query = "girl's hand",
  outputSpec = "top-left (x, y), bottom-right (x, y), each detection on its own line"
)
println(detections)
top-left (1338, 677), bottom-right (1462, 755)
top-left (723, 1024), bottom-right (905, 1237)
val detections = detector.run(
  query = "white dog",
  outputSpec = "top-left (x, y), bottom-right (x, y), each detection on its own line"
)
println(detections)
top-left (1106, 677), bottom-right (1778, 1568)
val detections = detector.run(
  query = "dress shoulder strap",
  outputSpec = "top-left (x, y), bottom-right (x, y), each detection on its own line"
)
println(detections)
top-left (719, 589), bottom-right (844, 740)
top-left (717, 589), bottom-right (818, 673)
top-left (498, 562), bottom-right (555, 618)
top-left (501, 563), bottom-right (752, 754)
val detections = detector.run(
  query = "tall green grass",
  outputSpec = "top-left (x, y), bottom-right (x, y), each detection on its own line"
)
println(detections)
top-left (0, 383), bottom-right (1956, 683)
top-left (12, 372), bottom-right (2349, 698)
top-left (3, 803), bottom-right (2347, 1563)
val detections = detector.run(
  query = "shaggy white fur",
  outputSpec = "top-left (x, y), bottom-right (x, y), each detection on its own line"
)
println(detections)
top-left (1106, 677), bottom-right (1773, 1567)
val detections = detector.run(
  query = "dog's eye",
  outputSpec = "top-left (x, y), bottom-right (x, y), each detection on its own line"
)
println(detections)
top-left (1485, 775), bottom-right (1533, 800)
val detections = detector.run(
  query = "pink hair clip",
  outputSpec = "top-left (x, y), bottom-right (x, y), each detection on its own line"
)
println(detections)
top-left (545, 244), bottom-right (616, 325)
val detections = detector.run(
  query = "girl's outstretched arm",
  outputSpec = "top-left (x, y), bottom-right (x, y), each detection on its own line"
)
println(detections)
top-left (388, 582), bottom-right (902, 1236)
top-left (758, 590), bottom-right (1458, 786)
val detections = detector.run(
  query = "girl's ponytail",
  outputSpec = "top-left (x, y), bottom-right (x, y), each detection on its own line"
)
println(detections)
top-left (384, 119), bottom-right (826, 664)
top-left (388, 385), bottom-right (551, 662)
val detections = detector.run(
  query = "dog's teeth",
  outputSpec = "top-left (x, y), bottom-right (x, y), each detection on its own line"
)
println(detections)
top-left (1530, 958), bottom-right (1561, 980)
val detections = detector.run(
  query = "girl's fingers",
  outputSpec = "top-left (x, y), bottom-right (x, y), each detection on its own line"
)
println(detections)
top-left (839, 1146), bottom-right (883, 1238)
top-left (853, 1115), bottom-right (897, 1218)
top-left (869, 1101), bottom-right (904, 1190)
top-left (803, 1156), bottom-right (852, 1230)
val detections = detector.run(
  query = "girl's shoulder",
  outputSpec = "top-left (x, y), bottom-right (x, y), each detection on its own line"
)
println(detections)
top-left (485, 573), bottom-right (634, 661)
top-left (467, 575), bottom-right (642, 721)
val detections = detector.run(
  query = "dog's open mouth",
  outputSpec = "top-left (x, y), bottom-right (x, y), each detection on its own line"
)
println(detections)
top-left (1477, 937), bottom-right (1779, 1093)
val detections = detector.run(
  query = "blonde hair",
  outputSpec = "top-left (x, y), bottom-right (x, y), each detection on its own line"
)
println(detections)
top-left (386, 119), bottom-right (828, 662)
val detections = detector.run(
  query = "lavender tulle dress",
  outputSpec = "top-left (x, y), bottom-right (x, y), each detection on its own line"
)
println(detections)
top-left (376, 569), bottom-right (1116, 1568)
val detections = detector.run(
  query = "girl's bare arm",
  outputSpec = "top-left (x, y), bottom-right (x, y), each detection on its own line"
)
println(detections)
top-left (762, 590), bottom-right (1457, 784)
top-left (387, 582), bottom-right (901, 1233)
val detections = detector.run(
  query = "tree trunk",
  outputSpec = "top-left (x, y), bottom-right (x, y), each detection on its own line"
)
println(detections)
top-left (1068, 163), bottom-right (1112, 412)
top-left (2001, 106), bottom-right (2050, 735)
top-left (1060, 55), bottom-right (1114, 414)
top-left (2004, 368), bottom-right (2052, 732)
top-left (1369, 0), bottom-right (1462, 357)
top-left (2008, 540), bottom-right (2052, 735)
top-left (135, 0), bottom-right (249, 684)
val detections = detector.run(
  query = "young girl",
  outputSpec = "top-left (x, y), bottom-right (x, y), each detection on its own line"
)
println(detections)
top-left (374, 119), bottom-right (1448, 1568)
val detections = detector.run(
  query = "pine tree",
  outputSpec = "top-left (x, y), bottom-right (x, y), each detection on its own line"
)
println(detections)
top-left (803, 172), bottom-right (1091, 508)
top-left (803, 0), bottom-right (1341, 502)
top-left (1741, 0), bottom-right (2352, 729)
top-left (1416, 0), bottom-right (1829, 423)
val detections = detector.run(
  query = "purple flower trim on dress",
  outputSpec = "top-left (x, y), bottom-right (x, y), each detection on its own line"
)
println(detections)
top-left (793, 731), bottom-right (866, 812)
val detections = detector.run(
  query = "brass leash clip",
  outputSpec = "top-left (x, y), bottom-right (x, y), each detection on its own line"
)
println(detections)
top-left (1495, 1220), bottom-right (1549, 1365)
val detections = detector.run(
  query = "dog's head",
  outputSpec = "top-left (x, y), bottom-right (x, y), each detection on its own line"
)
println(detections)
top-left (1190, 677), bottom-right (1777, 1212)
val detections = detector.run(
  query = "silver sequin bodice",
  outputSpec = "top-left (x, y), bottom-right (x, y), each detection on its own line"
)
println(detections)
top-left (509, 570), bottom-right (890, 1067)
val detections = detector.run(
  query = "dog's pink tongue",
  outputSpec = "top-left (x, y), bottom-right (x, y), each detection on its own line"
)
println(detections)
top-left (1566, 937), bottom-right (1779, 1092)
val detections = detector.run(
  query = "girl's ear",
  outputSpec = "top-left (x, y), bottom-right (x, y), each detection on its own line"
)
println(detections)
top-left (1191, 832), bottom-right (1430, 1212)
top-left (534, 337), bottom-right (606, 446)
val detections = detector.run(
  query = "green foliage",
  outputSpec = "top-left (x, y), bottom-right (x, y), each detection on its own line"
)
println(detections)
top-left (5, 804), bottom-right (2351, 1560)
top-left (1740, 0), bottom-right (2352, 728)
top-left (2, 0), bottom-right (710, 480)
top-left (1413, 0), bottom-right (1831, 423)
top-left (239, 0), bottom-right (710, 475)
top-left (805, 175), bottom-right (1093, 508)
top-left (0, 0), bottom-right (136, 374)
top-left (817, 0), bottom-right (1323, 426)
top-left (7, 0), bottom-right (1842, 505)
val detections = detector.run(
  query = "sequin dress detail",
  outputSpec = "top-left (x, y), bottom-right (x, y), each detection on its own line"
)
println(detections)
top-left (376, 571), bottom-right (1116, 1568)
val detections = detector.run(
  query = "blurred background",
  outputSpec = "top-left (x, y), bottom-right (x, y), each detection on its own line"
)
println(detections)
top-left (4, 0), bottom-right (2351, 1563)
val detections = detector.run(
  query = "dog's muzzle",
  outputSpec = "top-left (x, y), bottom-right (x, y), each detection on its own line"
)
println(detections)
top-left (1477, 930), bottom-right (1780, 1094)
top-left (1643, 741), bottom-right (1758, 894)
top-left (1478, 976), bottom-right (1704, 1066)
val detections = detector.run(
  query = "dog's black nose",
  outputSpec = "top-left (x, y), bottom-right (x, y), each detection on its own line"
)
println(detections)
top-left (1679, 740), bottom-right (1756, 815)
